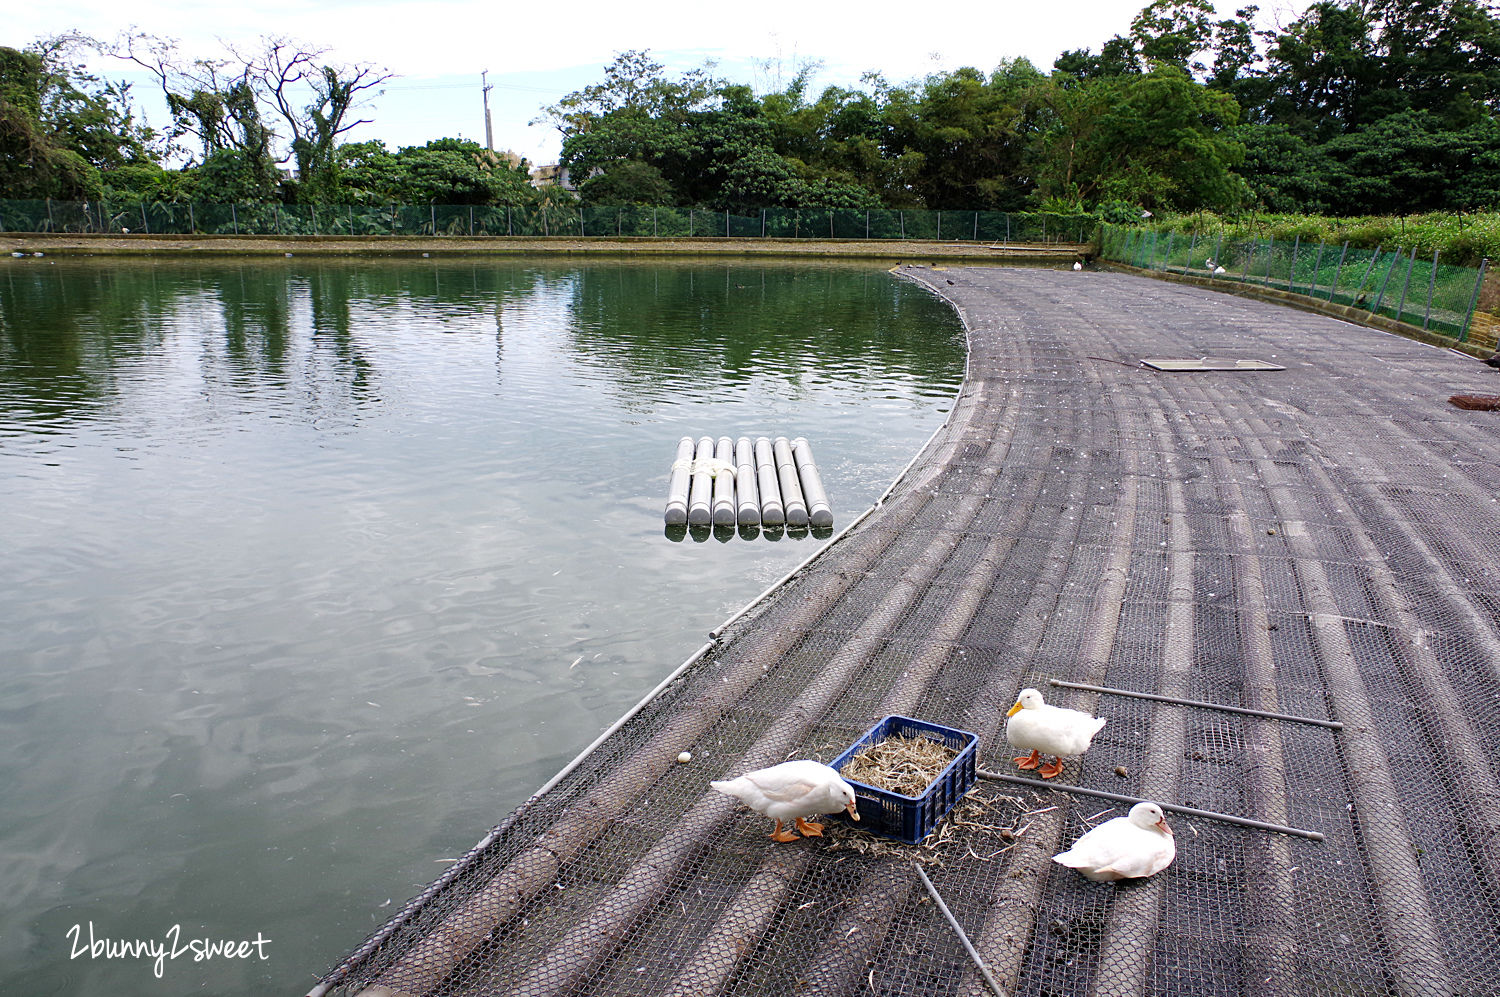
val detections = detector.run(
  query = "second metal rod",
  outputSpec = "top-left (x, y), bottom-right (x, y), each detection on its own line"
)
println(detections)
top-left (1047, 678), bottom-right (1343, 730)
top-left (976, 770), bottom-right (1325, 841)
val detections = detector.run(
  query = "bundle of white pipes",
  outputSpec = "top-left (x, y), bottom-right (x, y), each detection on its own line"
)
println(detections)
top-left (664, 435), bottom-right (832, 531)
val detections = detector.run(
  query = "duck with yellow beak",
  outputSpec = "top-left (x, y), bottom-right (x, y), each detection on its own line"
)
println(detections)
top-left (1005, 687), bottom-right (1106, 779)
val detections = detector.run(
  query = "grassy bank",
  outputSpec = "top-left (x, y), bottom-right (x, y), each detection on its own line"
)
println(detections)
top-left (1143, 211), bottom-right (1497, 268)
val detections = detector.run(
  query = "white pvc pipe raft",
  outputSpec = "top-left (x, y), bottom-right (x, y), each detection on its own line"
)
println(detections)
top-left (664, 435), bottom-right (832, 532)
top-left (791, 437), bottom-right (833, 528)
top-left (712, 436), bottom-right (736, 526)
top-left (687, 436), bottom-right (715, 526)
top-left (734, 437), bottom-right (760, 526)
top-left (664, 437), bottom-right (695, 526)
top-left (755, 437), bottom-right (785, 526)
top-left (773, 436), bottom-right (809, 526)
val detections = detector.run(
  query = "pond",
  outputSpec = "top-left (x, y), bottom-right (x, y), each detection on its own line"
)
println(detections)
top-left (0, 257), bottom-right (965, 995)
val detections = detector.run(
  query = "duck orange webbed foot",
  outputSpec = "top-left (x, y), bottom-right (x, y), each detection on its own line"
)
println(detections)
top-left (1015, 749), bottom-right (1042, 771)
top-left (769, 819), bottom-right (801, 843)
top-left (1037, 759), bottom-right (1065, 779)
top-left (794, 817), bottom-right (825, 837)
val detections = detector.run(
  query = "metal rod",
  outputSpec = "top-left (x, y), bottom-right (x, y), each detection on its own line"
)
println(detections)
top-left (1371, 247), bottom-right (1400, 314)
top-left (1309, 241), bottom-right (1324, 297)
top-left (1460, 257), bottom-right (1488, 343)
top-left (1329, 241), bottom-right (1348, 301)
top-left (976, 771), bottom-right (1325, 841)
top-left (912, 863), bottom-right (1010, 997)
top-left (1046, 678), bottom-right (1343, 729)
top-left (1424, 250), bottom-right (1438, 329)
top-left (1288, 235), bottom-right (1300, 291)
top-left (1396, 247), bottom-right (1416, 322)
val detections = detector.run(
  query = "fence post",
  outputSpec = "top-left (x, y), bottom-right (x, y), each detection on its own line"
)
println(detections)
top-left (936, 211), bottom-right (942, 240)
top-left (390, 203), bottom-right (396, 235)
top-left (829, 211), bottom-right (833, 239)
top-left (726, 209), bottom-right (730, 238)
top-left (1394, 248), bottom-right (1417, 324)
top-left (508, 206), bottom-right (513, 236)
top-left (1263, 236), bottom-right (1274, 284)
top-left (141, 203), bottom-right (149, 235)
top-left (543, 206), bottom-right (549, 237)
top-left (689, 209), bottom-right (694, 237)
top-left (431, 203), bottom-right (436, 235)
top-left (973, 212), bottom-right (978, 241)
top-left (1288, 235), bottom-right (1300, 291)
top-left (1329, 241), bottom-right (1349, 302)
top-left (46, 198), bottom-right (54, 232)
top-left (760, 208), bottom-right (764, 238)
top-left (866, 210), bottom-right (870, 240)
top-left (1005, 214), bottom-right (1010, 244)
top-left (579, 206), bottom-right (584, 237)
top-left (1308, 242), bottom-right (1324, 297)
top-left (470, 206), bottom-right (474, 237)
top-left (276, 204), bottom-right (282, 236)
top-left (1188, 231), bottom-right (1197, 269)
top-left (1165, 232), bottom-right (1174, 270)
top-left (900, 211), bottom-right (905, 239)
top-left (655, 207), bottom-right (658, 238)
top-left (1423, 250), bottom-right (1439, 330)
top-left (188, 202), bottom-right (196, 234)
top-left (1213, 232), bottom-right (1223, 272)
top-left (1459, 257), bottom-right (1488, 343)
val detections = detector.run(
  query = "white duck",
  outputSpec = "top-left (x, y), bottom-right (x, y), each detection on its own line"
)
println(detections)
top-left (711, 760), bottom-right (860, 842)
top-left (1053, 801), bottom-right (1176, 881)
top-left (1005, 687), bottom-right (1106, 779)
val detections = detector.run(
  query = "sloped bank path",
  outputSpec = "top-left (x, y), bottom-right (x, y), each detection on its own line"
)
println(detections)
top-left (313, 266), bottom-right (1500, 997)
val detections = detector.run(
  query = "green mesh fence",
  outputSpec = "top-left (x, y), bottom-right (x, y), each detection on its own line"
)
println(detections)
top-left (0, 198), bottom-right (1094, 245)
top-left (1100, 224), bottom-right (1488, 342)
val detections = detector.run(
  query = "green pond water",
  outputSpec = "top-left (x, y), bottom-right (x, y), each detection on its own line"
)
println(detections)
top-left (0, 257), bottom-right (965, 995)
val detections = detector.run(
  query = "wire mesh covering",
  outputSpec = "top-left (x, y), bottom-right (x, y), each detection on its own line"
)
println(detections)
top-left (311, 266), bottom-right (1500, 997)
top-left (0, 197), bottom-right (1093, 244)
top-left (1099, 224), bottom-right (1486, 341)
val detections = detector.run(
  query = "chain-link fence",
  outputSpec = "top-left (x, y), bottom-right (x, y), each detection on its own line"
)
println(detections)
top-left (0, 198), bottom-right (1095, 244)
top-left (1100, 223), bottom-right (1488, 342)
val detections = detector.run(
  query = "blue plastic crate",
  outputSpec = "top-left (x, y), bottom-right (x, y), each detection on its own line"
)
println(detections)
top-left (831, 715), bottom-right (979, 844)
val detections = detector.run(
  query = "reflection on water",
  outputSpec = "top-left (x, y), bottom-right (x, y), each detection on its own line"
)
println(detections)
top-left (0, 257), bottom-right (963, 995)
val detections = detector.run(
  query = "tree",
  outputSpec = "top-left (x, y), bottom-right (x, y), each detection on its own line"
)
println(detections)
top-left (1, 36), bottom-right (156, 199)
top-left (1130, 0), bottom-right (1217, 73)
top-left (114, 31), bottom-right (390, 203)
top-left (335, 138), bottom-right (535, 205)
top-left (247, 38), bottom-right (392, 202)
top-left (1033, 67), bottom-right (1245, 212)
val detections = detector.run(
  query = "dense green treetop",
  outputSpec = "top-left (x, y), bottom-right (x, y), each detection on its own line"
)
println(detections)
top-left (5, 0), bottom-right (1499, 217)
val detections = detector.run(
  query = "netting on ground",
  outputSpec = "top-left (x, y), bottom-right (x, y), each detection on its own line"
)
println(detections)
top-left (311, 267), bottom-right (1500, 997)
top-left (1099, 223), bottom-right (1486, 341)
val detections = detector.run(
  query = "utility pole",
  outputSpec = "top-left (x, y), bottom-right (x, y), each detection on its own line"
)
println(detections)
top-left (481, 70), bottom-right (494, 151)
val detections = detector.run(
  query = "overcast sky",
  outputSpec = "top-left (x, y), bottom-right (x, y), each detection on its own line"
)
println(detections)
top-left (10, 0), bottom-right (1302, 167)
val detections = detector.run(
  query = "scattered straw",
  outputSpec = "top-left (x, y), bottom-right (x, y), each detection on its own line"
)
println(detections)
top-left (839, 734), bottom-right (959, 796)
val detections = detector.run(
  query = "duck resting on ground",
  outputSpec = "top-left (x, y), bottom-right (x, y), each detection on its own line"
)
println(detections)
top-left (1005, 687), bottom-right (1106, 779)
top-left (711, 759), bottom-right (860, 842)
top-left (1053, 801), bottom-right (1176, 881)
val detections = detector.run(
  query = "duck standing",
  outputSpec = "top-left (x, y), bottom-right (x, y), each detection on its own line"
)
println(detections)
top-left (1053, 801), bottom-right (1176, 881)
top-left (711, 760), bottom-right (860, 842)
top-left (1005, 687), bottom-right (1106, 779)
